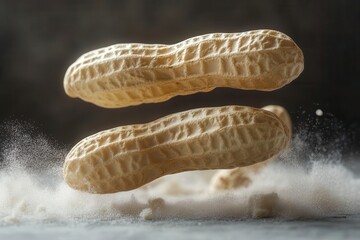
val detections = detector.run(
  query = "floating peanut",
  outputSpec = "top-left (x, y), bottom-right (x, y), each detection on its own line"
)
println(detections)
top-left (63, 106), bottom-right (290, 194)
top-left (64, 30), bottom-right (304, 108)
top-left (262, 105), bottom-right (292, 138)
top-left (209, 105), bottom-right (292, 191)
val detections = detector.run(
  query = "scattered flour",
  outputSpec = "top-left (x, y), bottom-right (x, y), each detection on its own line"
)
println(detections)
top-left (0, 121), bottom-right (359, 223)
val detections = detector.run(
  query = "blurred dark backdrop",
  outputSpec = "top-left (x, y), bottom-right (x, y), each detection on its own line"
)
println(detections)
top-left (0, 0), bottom-right (359, 151)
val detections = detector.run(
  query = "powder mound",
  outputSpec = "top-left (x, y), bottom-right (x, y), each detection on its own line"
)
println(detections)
top-left (0, 122), bottom-right (359, 222)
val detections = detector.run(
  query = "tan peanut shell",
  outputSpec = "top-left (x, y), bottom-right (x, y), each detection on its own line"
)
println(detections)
top-left (64, 29), bottom-right (304, 108)
top-left (262, 105), bottom-right (292, 138)
top-left (63, 106), bottom-right (290, 193)
top-left (209, 105), bottom-right (292, 191)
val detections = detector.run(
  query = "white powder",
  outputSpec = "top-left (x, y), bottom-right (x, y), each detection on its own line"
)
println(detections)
top-left (0, 122), bottom-right (359, 223)
top-left (316, 109), bottom-right (323, 116)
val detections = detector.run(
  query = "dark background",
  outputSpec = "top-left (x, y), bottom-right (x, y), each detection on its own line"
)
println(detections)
top-left (0, 0), bottom-right (359, 151)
